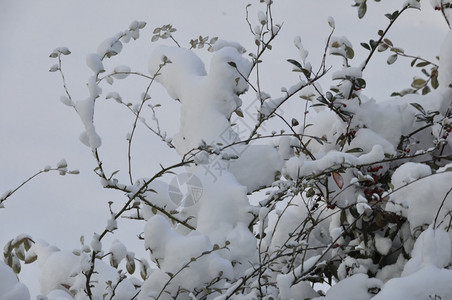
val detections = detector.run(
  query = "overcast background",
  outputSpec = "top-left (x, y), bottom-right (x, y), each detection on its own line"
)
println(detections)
top-left (0, 0), bottom-right (448, 296)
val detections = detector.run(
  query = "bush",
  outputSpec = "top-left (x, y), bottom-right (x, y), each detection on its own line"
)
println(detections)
top-left (2, 0), bottom-right (452, 299)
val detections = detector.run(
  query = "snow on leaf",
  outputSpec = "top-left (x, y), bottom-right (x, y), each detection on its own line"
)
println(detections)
top-left (112, 65), bottom-right (131, 79)
top-left (86, 53), bottom-right (105, 74)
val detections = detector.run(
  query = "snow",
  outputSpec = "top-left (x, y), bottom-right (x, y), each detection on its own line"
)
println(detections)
top-left (148, 45), bottom-right (250, 154)
top-left (402, 226), bottom-right (451, 275)
top-left (374, 234), bottom-right (392, 256)
top-left (59, 96), bottom-right (74, 107)
top-left (439, 30), bottom-right (452, 88)
top-left (373, 227), bottom-right (452, 299)
top-left (277, 274), bottom-right (319, 300)
top-left (112, 65), bottom-right (131, 79)
top-left (109, 239), bottom-right (127, 266)
top-left (332, 67), bottom-right (362, 81)
top-left (44, 289), bottom-right (73, 299)
top-left (257, 11), bottom-right (267, 25)
top-left (404, 0), bottom-right (421, 9)
top-left (345, 128), bottom-right (396, 156)
top-left (373, 265), bottom-right (452, 299)
top-left (97, 36), bottom-right (123, 58)
top-left (327, 16), bottom-right (336, 29)
top-left (356, 194), bottom-right (371, 214)
top-left (386, 162), bottom-right (452, 232)
top-left (141, 214), bottom-right (234, 297)
top-left (329, 36), bottom-right (353, 58)
top-left (27, 240), bottom-right (136, 299)
top-left (228, 145), bottom-right (282, 192)
top-left (4, 2), bottom-right (452, 299)
top-left (0, 260), bottom-right (30, 300)
top-left (90, 233), bottom-right (102, 252)
top-left (294, 36), bottom-right (309, 65)
top-left (85, 53), bottom-right (105, 74)
top-left (75, 98), bottom-right (102, 149)
top-left (313, 273), bottom-right (382, 300)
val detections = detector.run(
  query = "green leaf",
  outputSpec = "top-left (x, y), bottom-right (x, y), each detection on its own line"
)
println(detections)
top-left (313, 136), bottom-right (324, 145)
top-left (387, 54), bottom-right (398, 65)
top-left (355, 78), bottom-right (366, 89)
top-left (409, 103), bottom-right (426, 114)
top-left (422, 86), bottom-right (431, 95)
top-left (416, 61), bottom-right (430, 67)
top-left (24, 253), bottom-right (37, 264)
top-left (49, 64), bottom-right (59, 72)
top-left (411, 78), bottom-right (426, 89)
top-left (126, 260), bottom-right (136, 274)
top-left (325, 91), bottom-right (333, 101)
top-left (392, 10), bottom-right (400, 19)
top-left (310, 103), bottom-right (327, 107)
top-left (287, 59), bottom-right (302, 70)
top-left (391, 47), bottom-right (404, 54)
top-left (345, 46), bottom-right (355, 59)
top-left (349, 206), bottom-right (361, 219)
top-left (431, 74), bottom-right (439, 89)
top-left (377, 43), bottom-right (388, 52)
top-left (369, 40), bottom-right (377, 49)
top-left (385, 10), bottom-right (399, 20)
top-left (383, 38), bottom-right (393, 47)
top-left (361, 42), bottom-right (371, 51)
top-left (345, 147), bottom-right (363, 153)
top-left (358, 2), bottom-right (367, 19)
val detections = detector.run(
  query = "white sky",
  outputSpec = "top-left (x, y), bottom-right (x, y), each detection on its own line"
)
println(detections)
top-left (0, 0), bottom-right (448, 296)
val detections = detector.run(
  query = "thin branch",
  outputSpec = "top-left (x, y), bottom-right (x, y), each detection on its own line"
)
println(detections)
top-left (361, 6), bottom-right (409, 72)
top-left (127, 64), bottom-right (163, 184)
top-left (433, 187), bottom-right (452, 229)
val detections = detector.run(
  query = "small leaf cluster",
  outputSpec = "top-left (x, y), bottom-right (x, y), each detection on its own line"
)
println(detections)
top-left (391, 61), bottom-right (439, 97)
top-left (411, 102), bottom-right (440, 124)
top-left (353, 0), bottom-right (382, 19)
top-left (189, 36), bottom-right (218, 52)
top-left (287, 59), bottom-right (311, 79)
top-left (151, 24), bottom-right (177, 42)
top-left (3, 235), bottom-right (35, 274)
top-left (329, 39), bottom-right (355, 61)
